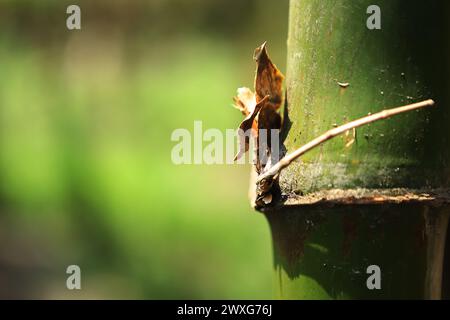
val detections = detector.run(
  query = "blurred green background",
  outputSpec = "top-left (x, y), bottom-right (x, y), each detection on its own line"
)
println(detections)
top-left (0, 0), bottom-right (288, 298)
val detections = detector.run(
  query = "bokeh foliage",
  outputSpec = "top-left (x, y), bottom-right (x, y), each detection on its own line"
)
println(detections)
top-left (0, 0), bottom-right (288, 298)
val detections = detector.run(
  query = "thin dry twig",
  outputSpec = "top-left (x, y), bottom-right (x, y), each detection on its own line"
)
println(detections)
top-left (257, 99), bottom-right (435, 185)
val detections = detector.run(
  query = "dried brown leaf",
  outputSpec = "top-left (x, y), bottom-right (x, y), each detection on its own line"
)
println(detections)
top-left (233, 87), bottom-right (256, 116)
top-left (233, 42), bottom-right (284, 167)
top-left (234, 95), bottom-right (269, 161)
top-left (254, 105), bottom-right (282, 172)
top-left (253, 42), bottom-right (284, 110)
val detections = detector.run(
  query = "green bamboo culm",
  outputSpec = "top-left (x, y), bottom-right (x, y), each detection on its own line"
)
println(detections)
top-left (264, 0), bottom-right (450, 299)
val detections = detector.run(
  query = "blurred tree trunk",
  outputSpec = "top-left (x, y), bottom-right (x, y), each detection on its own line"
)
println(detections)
top-left (264, 0), bottom-right (450, 299)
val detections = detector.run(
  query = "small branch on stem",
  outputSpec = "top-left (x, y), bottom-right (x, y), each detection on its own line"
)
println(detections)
top-left (256, 99), bottom-right (435, 199)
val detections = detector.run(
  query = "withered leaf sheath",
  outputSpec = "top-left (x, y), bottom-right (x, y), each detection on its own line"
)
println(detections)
top-left (234, 95), bottom-right (269, 161)
top-left (233, 42), bottom-right (284, 174)
top-left (253, 42), bottom-right (284, 110)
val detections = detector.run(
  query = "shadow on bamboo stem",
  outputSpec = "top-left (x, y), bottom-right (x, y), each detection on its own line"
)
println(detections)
top-left (263, 202), bottom-right (450, 299)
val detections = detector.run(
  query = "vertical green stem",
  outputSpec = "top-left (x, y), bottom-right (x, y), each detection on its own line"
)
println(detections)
top-left (265, 0), bottom-right (450, 300)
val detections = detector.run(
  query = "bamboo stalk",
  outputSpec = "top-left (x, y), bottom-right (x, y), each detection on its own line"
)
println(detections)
top-left (257, 99), bottom-right (435, 184)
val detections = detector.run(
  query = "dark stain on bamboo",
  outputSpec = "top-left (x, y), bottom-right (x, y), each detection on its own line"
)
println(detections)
top-left (263, 199), bottom-right (450, 299)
